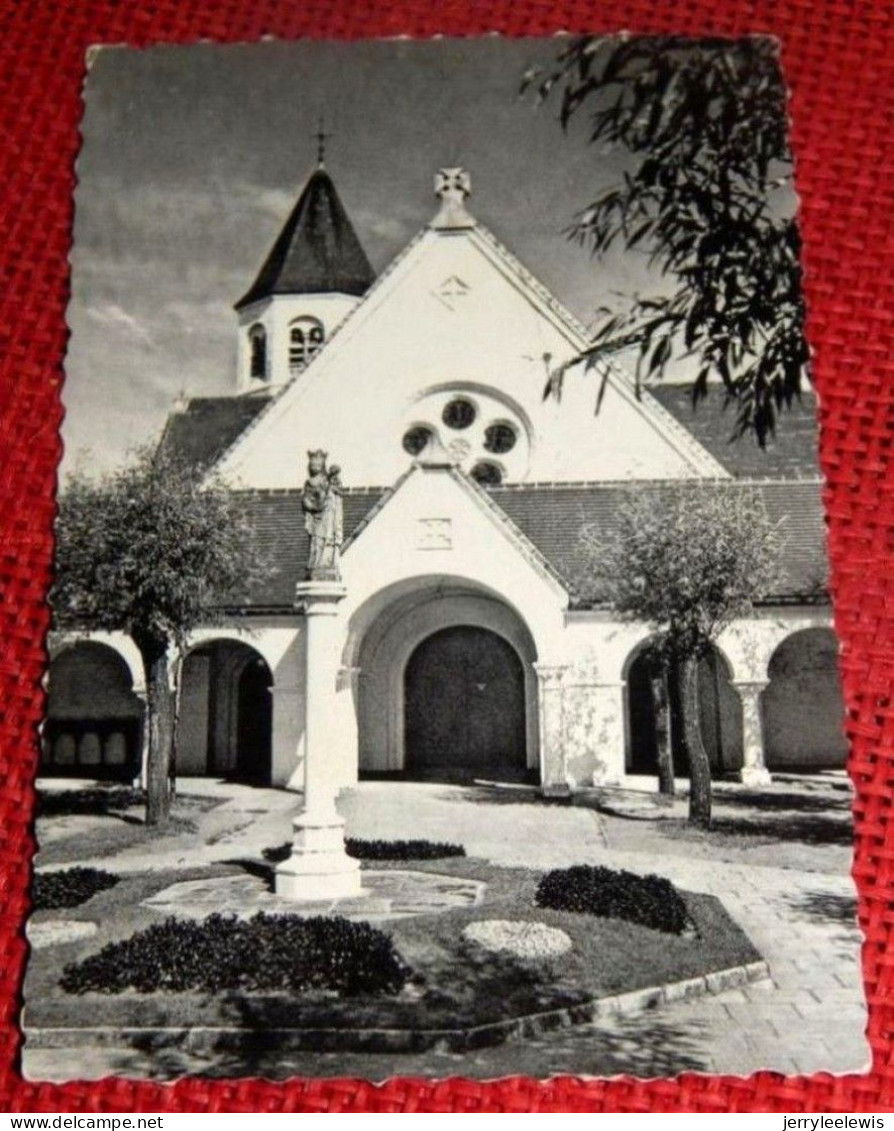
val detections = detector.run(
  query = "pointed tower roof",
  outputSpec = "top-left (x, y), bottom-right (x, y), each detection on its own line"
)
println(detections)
top-left (236, 168), bottom-right (376, 310)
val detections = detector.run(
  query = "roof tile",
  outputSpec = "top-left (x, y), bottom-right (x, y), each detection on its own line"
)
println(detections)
top-left (220, 480), bottom-right (828, 610)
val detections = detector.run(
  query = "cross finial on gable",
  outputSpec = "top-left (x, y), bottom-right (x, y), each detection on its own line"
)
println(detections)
top-left (315, 117), bottom-right (330, 167)
top-left (432, 167), bottom-right (474, 230)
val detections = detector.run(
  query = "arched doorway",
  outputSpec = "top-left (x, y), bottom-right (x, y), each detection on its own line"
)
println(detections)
top-left (763, 628), bottom-right (847, 770)
top-left (353, 581), bottom-right (540, 780)
top-left (176, 641), bottom-right (272, 785)
top-left (404, 625), bottom-right (527, 782)
top-left (625, 642), bottom-right (743, 777)
top-left (43, 643), bottom-right (143, 781)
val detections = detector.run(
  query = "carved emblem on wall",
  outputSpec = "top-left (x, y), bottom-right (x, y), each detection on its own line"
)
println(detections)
top-left (416, 518), bottom-right (453, 550)
top-left (433, 275), bottom-right (470, 311)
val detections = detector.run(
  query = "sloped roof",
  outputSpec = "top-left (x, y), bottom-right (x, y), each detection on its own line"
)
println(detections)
top-left (217, 479), bottom-right (828, 610)
top-left (236, 168), bottom-right (376, 309)
top-left (645, 385), bottom-right (821, 478)
top-left (157, 397), bottom-right (271, 470)
top-left (221, 489), bottom-right (384, 608)
top-left (491, 480), bottom-right (829, 605)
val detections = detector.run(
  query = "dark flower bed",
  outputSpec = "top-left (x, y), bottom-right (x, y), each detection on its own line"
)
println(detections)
top-left (32, 867), bottom-right (121, 910)
top-left (535, 865), bottom-right (689, 935)
top-left (60, 913), bottom-right (410, 996)
top-left (345, 838), bottom-right (466, 861)
top-left (37, 788), bottom-right (144, 817)
top-left (263, 839), bottom-right (466, 864)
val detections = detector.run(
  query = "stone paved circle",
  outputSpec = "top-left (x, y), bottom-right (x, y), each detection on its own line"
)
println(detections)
top-left (462, 918), bottom-right (572, 961)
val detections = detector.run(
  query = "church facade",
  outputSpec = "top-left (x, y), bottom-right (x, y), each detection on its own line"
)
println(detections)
top-left (43, 164), bottom-right (846, 793)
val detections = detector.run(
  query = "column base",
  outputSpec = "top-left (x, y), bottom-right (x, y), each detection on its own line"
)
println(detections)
top-left (541, 782), bottom-right (572, 799)
top-left (738, 765), bottom-right (772, 787)
top-left (274, 809), bottom-right (363, 901)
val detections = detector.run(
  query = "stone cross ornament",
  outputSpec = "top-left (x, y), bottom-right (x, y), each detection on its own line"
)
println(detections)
top-left (432, 167), bottom-right (473, 230)
top-left (301, 449), bottom-right (344, 581)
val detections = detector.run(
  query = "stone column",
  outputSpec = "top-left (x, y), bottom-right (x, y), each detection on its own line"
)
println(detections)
top-left (275, 581), bottom-right (362, 900)
top-left (735, 680), bottom-right (772, 786)
top-left (133, 686), bottom-right (148, 791)
top-left (534, 663), bottom-right (569, 796)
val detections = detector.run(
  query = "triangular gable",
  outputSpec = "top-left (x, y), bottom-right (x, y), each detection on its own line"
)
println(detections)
top-left (340, 461), bottom-right (569, 608)
top-left (212, 219), bottom-right (728, 487)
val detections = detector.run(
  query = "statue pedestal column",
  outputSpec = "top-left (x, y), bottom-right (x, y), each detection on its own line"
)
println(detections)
top-left (275, 580), bottom-right (362, 900)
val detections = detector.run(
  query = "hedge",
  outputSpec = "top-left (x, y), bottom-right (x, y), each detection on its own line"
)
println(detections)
top-left (535, 865), bottom-right (689, 935)
top-left (263, 839), bottom-right (465, 864)
top-left (32, 867), bottom-right (120, 911)
top-left (60, 912), bottom-right (410, 996)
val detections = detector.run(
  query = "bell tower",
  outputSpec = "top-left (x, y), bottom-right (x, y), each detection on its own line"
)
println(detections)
top-left (234, 144), bottom-right (376, 391)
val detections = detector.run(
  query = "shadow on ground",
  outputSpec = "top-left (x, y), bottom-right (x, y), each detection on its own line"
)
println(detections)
top-left (697, 814), bottom-right (854, 847)
top-left (713, 789), bottom-right (853, 815)
top-left (116, 1005), bottom-right (711, 1080)
top-left (437, 786), bottom-right (571, 808)
top-left (782, 888), bottom-right (858, 926)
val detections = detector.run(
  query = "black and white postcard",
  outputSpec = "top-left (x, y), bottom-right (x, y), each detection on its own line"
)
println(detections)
top-left (25, 35), bottom-right (867, 1081)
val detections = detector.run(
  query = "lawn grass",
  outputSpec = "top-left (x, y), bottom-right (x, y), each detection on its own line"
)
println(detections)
top-left (34, 792), bottom-right (222, 866)
top-left (25, 856), bottom-right (761, 1044)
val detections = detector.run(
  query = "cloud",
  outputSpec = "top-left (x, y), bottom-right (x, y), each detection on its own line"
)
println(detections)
top-left (83, 302), bottom-right (155, 346)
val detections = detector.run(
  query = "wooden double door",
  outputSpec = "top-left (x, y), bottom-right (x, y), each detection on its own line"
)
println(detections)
top-left (404, 625), bottom-right (528, 782)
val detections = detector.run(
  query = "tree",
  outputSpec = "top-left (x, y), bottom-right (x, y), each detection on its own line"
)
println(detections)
top-left (52, 448), bottom-right (267, 825)
top-left (576, 486), bottom-right (782, 826)
top-left (525, 35), bottom-right (809, 445)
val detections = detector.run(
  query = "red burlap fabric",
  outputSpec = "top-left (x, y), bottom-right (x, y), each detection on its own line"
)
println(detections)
top-left (1, 0), bottom-right (891, 1113)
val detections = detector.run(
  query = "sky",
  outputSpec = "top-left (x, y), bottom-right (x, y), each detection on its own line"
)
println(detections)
top-left (64, 36), bottom-right (789, 476)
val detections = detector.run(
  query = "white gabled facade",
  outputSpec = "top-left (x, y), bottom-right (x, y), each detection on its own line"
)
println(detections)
top-left (43, 165), bottom-right (844, 801)
top-left (216, 174), bottom-right (728, 489)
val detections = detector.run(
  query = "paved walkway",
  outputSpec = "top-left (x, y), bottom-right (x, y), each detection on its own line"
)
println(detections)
top-left (338, 782), bottom-right (868, 1077)
top-left (28, 778), bottom-right (868, 1079)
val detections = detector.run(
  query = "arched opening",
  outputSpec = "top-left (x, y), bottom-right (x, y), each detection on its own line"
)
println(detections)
top-left (351, 579), bottom-right (540, 783)
top-left (248, 323), bottom-right (267, 380)
top-left (404, 625), bottom-right (527, 783)
top-left (176, 640), bottom-right (272, 785)
top-left (625, 640), bottom-right (743, 777)
top-left (763, 628), bottom-right (847, 770)
top-left (43, 643), bottom-right (143, 781)
top-left (288, 316), bottom-right (324, 376)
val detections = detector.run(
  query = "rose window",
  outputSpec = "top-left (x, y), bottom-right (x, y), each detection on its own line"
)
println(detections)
top-left (400, 390), bottom-right (528, 484)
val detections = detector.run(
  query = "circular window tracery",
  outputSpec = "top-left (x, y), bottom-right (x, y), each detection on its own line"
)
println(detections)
top-left (442, 398), bottom-right (476, 430)
top-left (401, 390), bottom-right (527, 482)
top-left (402, 425), bottom-right (434, 456)
top-left (484, 423), bottom-right (517, 454)
top-left (470, 461), bottom-right (503, 487)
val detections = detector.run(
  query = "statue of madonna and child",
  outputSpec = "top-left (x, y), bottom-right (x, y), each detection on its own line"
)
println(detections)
top-left (301, 449), bottom-right (344, 581)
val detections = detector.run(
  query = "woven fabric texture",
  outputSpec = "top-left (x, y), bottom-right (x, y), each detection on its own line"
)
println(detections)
top-left (0, 0), bottom-right (891, 1113)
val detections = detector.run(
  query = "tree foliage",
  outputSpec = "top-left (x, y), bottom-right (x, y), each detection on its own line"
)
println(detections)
top-left (53, 447), bottom-right (264, 653)
top-left (579, 486), bottom-right (782, 659)
top-left (526, 35), bottom-right (809, 445)
top-left (52, 447), bottom-right (268, 823)
top-left (577, 486), bottom-right (783, 824)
